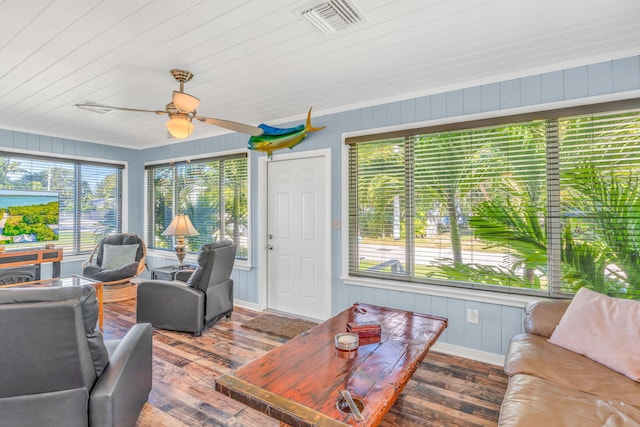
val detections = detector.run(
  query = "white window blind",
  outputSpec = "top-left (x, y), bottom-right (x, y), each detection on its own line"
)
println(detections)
top-left (0, 153), bottom-right (124, 254)
top-left (146, 154), bottom-right (248, 259)
top-left (349, 138), bottom-right (407, 277)
top-left (559, 110), bottom-right (640, 298)
top-left (348, 102), bottom-right (640, 298)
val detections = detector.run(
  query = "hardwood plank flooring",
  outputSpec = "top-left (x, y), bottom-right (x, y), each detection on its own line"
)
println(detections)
top-left (103, 299), bottom-right (508, 427)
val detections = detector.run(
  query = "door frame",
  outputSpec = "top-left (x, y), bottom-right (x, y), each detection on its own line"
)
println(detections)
top-left (257, 148), bottom-right (332, 319)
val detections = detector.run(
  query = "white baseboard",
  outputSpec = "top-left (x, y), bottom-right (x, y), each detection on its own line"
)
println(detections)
top-left (432, 342), bottom-right (505, 367)
top-left (234, 299), bottom-right (262, 312)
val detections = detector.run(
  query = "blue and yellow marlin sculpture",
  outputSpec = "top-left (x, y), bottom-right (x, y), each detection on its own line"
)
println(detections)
top-left (248, 107), bottom-right (325, 157)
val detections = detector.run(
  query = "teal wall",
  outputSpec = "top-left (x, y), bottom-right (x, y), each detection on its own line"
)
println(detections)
top-left (2, 55), bottom-right (639, 357)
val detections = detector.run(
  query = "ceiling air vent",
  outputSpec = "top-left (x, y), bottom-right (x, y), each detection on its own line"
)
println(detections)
top-left (297, 0), bottom-right (366, 35)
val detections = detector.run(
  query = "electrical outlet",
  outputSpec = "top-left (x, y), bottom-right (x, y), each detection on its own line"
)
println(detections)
top-left (466, 308), bottom-right (480, 324)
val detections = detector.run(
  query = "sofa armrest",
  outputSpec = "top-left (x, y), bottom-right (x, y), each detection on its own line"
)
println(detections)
top-left (524, 299), bottom-right (571, 338)
top-left (89, 323), bottom-right (152, 427)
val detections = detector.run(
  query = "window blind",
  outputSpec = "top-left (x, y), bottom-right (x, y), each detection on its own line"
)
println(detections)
top-left (349, 138), bottom-right (407, 277)
top-left (145, 153), bottom-right (248, 259)
top-left (558, 110), bottom-right (640, 298)
top-left (347, 100), bottom-right (640, 298)
top-left (0, 153), bottom-right (124, 254)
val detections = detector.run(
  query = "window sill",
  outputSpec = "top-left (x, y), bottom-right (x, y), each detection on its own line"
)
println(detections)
top-left (341, 275), bottom-right (544, 308)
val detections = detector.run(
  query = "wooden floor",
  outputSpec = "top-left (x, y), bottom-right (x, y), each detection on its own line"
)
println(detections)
top-left (103, 299), bottom-right (508, 427)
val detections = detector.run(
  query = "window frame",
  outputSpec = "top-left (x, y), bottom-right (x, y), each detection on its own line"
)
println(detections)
top-left (0, 151), bottom-right (125, 255)
top-left (343, 98), bottom-right (640, 300)
top-left (144, 150), bottom-right (251, 267)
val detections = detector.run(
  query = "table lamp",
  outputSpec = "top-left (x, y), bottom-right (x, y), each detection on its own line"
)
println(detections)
top-left (162, 214), bottom-right (199, 266)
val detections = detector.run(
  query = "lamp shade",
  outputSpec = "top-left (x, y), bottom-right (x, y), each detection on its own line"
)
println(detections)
top-left (172, 91), bottom-right (200, 113)
top-left (162, 214), bottom-right (200, 237)
top-left (166, 115), bottom-right (194, 138)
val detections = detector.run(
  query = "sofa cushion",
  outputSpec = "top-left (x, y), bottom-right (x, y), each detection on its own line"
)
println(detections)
top-left (499, 374), bottom-right (640, 427)
top-left (548, 288), bottom-right (640, 382)
top-left (505, 333), bottom-right (640, 407)
top-left (523, 299), bottom-right (570, 338)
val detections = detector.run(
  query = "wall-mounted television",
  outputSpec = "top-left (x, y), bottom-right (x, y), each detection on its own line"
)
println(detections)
top-left (0, 190), bottom-right (59, 244)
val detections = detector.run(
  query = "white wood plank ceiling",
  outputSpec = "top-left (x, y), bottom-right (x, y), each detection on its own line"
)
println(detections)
top-left (1, 0), bottom-right (639, 149)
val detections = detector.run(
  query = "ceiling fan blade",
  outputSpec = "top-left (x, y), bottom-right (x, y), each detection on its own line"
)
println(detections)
top-left (75, 101), bottom-right (165, 115)
top-left (196, 116), bottom-right (264, 136)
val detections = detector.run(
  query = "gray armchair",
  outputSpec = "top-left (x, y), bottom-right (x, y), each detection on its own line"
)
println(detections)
top-left (0, 285), bottom-right (152, 427)
top-left (82, 233), bottom-right (147, 302)
top-left (82, 233), bottom-right (147, 285)
top-left (136, 240), bottom-right (237, 336)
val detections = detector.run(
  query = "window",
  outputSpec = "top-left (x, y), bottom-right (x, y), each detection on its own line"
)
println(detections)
top-left (0, 153), bottom-right (124, 254)
top-left (145, 153), bottom-right (248, 260)
top-left (347, 101), bottom-right (640, 299)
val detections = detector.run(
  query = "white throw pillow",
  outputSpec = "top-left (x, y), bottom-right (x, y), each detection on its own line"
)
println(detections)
top-left (548, 287), bottom-right (640, 382)
top-left (101, 243), bottom-right (139, 270)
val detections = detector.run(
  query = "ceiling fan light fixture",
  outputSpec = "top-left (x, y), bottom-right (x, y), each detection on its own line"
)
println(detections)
top-left (77, 69), bottom-right (263, 137)
top-left (166, 114), bottom-right (194, 138)
top-left (172, 91), bottom-right (200, 113)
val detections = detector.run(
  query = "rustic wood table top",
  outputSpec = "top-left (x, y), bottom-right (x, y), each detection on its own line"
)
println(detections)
top-left (215, 303), bottom-right (448, 427)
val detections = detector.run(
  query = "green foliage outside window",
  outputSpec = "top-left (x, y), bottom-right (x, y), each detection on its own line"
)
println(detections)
top-left (147, 155), bottom-right (248, 259)
top-left (349, 109), bottom-right (640, 299)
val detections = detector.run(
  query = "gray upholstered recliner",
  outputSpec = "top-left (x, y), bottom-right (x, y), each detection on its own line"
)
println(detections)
top-left (136, 240), bottom-right (237, 336)
top-left (0, 285), bottom-right (152, 427)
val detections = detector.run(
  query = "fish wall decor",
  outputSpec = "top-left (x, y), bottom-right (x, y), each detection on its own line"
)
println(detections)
top-left (248, 107), bottom-right (325, 157)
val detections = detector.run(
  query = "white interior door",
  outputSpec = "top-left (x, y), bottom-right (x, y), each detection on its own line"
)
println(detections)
top-left (266, 154), bottom-right (330, 320)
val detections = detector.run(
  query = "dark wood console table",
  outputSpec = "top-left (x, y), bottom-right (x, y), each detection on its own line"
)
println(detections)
top-left (0, 247), bottom-right (63, 280)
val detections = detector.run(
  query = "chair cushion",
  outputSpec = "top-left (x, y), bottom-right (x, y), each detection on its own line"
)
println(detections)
top-left (0, 286), bottom-right (109, 382)
top-left (96, 233), bottom-right (144, 266)
top-left (185, 244), bottom-right (212, 290)
top-left (101, 243), bottom-right (139, 269)
top-left (186, 241), bottom-right (234, 292)
top-left (83, 262), bottom-right (139, 283)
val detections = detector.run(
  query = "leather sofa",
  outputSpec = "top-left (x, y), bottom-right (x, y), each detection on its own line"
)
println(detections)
top-left (499, 299), bottom-right (640, 426)
top-left (0, 285), bottom-right (152, 427)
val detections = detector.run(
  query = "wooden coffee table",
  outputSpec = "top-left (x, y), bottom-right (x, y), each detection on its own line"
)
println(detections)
top-left (215, 303), bottom-right (447, 426)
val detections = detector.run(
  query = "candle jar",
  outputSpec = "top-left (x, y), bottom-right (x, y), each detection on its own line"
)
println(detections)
top-left (334, 332), bottom-right (359, 352)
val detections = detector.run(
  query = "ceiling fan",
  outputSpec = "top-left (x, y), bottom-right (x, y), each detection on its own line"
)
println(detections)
top-left (75, 69), bottom-right (264, 139)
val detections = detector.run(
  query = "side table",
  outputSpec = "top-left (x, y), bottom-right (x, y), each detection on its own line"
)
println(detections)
top-left (150, 264), bottom-right (195, 281)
